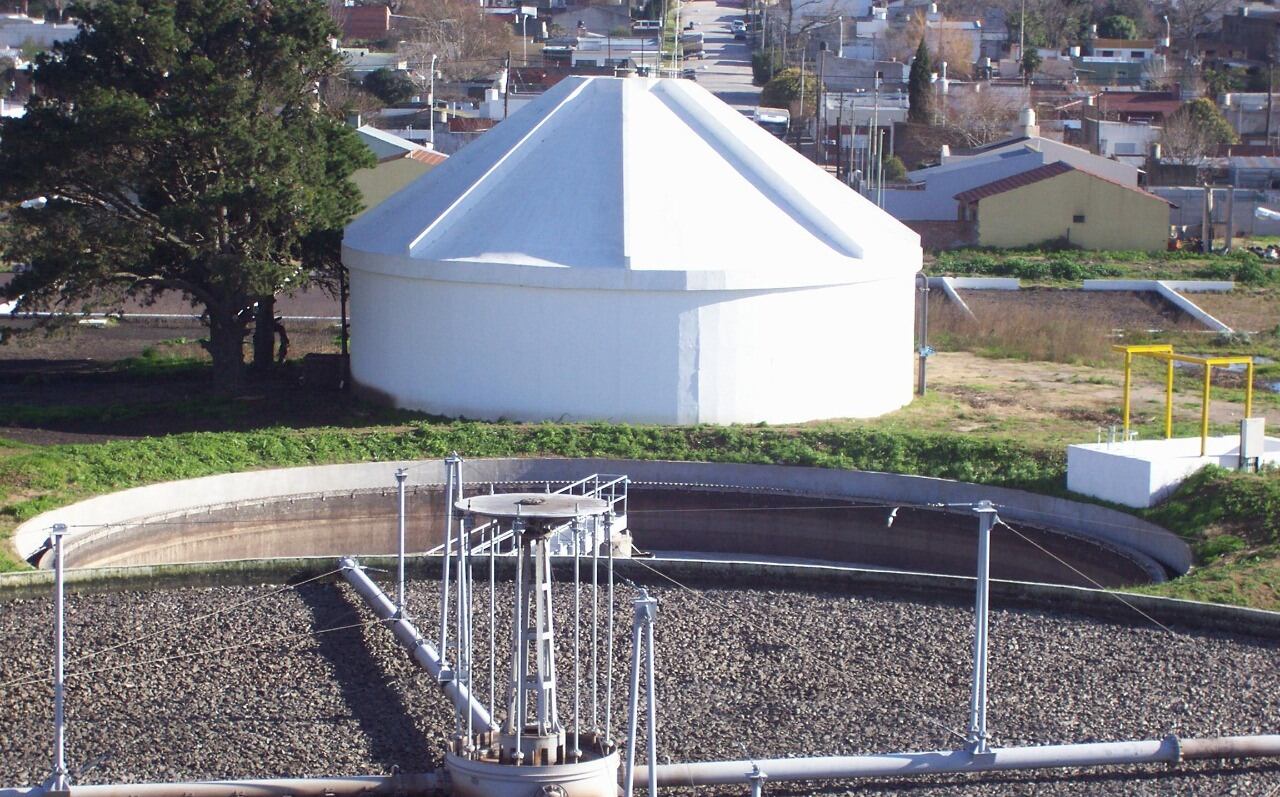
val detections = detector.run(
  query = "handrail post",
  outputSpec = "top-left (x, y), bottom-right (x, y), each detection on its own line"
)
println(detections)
top-left (967, 501), bottom-right (997, 755)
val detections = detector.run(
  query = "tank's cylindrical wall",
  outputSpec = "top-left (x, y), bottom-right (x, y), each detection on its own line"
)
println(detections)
top-left (347, 270), bottom-right (913, 425)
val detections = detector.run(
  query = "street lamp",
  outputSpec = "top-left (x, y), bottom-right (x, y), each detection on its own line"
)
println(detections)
top-left (428, 53), bottom-right (438, 149)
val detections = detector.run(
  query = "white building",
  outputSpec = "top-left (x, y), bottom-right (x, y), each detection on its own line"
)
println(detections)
top-left (0, 13), bottom-right (77, 49)
top-left (343, 76), bottom-right (921, 424)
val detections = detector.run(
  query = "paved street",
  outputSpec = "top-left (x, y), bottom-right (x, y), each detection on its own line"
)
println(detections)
top-left (676, 0), bottom-right (761, 111)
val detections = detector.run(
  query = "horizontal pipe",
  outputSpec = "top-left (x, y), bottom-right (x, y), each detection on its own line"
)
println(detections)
top-left (637, 735), bottom-right (1280, 786)
top-left (0, 773), bottom-right (445, 797)
top-left (339, 557), bottom-right (493, 732)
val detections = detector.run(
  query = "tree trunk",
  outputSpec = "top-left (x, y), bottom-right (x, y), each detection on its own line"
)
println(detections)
top-left (207, 307), bottom-right (246, 390)
top-left (252, 295), bottom-right (276, 371)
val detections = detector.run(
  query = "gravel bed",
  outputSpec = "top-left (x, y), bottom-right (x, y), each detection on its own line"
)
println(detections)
top-left (1, 576), bottom-right (1278, 796)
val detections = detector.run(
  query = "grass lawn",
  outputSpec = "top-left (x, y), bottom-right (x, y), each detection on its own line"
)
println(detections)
top-left (1, 316), bottom-right (1279, 611)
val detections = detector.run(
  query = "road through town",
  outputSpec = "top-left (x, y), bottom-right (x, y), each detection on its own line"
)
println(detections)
top-left (675, 0), bottom-right (761, 111)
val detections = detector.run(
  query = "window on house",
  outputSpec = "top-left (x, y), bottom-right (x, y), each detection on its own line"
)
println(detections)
top-left (1100, 49), bottom-right (1115, 57)
top-left (1073, 214), bottom-right (1087, 224)
top-left (1131, 51), bottom-right (1145, 58)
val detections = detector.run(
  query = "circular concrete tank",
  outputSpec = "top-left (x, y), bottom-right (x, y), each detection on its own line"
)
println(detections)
top-left (12, 459), bottom-right (1189, 588)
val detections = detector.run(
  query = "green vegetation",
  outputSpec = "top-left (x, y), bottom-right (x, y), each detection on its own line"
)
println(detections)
top-left (751, 50), bottom-right (784, 86)
top-left (1096, 14), bottom-right (1138, 40)
top-left (2, 413), bottom-right (1278, 610)
top-left (363, 67), bottom-right (417, 105)
top-left (907, 37), bottom-right (932, 124)
top-left (930, 248), bottom-right (1280, 285)
top-left (759, 68), bottom-right (816, 118)
top-left (0, 423), bottom-right (1065, 572)
top-left (0, 0), bottom-right (374, 388)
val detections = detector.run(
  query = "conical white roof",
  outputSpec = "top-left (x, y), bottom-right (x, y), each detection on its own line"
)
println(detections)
top-left (343, 76), bottom-right (920, 291)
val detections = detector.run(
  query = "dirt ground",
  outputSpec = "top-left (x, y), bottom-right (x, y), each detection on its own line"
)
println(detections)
top-left (0, 289), bottom-right (1273, 448)
top-left (0, 317), bottom-right (384, 445)
top-left (957, 288), bottom-right (1203, 330)
top-left (915, 351), bottom-right (1279, 444)
top-left (1177, 288), bottom-right (1280, 333)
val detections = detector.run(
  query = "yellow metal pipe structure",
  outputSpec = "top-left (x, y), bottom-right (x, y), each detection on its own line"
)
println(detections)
top-left (1164, 359), bottom-right (1174, 439)
top-left (1246, 361), bottom-right (1255, 420)
top-left (1121, 351), bottom-right (1133, 437)
top-left (1201, 365), bottom-right (1212, 457)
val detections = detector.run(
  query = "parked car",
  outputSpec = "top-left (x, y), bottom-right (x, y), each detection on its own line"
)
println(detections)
top-left (682, 67), bottom-right (697, 80)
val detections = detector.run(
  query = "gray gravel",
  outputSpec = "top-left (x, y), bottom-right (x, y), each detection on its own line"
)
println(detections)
top-left (1, 576), bottom-right (1278, 796)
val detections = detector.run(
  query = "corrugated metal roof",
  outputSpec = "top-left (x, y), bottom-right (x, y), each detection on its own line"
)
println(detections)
top-left (1228, 156), bottom-right (1280, 169)
top-left (953, 161), bottom-right (1074, 203)
top-left (954, 161), bottom-right (1173, 205)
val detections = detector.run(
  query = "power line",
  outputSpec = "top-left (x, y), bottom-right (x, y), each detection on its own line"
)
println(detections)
top-left (0, 617), bottom-right (384, 692)
top-left (993, 518), bottom-right (1175, 636)
top-left (57, 567), bottom-right (345, 668)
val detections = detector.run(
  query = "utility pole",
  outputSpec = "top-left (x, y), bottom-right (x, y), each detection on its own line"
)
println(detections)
top-left (1018, 0), bottom-right (1025, 72)
top-left (503, 51), bottom-right (510, 119)
top-left (818, 43), bottom-right (827, 166)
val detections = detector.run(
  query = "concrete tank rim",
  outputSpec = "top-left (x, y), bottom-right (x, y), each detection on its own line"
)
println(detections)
top-left (8, 456), bottom-right (1192, 578)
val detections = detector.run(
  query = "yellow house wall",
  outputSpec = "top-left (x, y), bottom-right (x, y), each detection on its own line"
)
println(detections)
top-left (975, 170), bottom-right (1168, 251)
top-left (352, 158), bottom-right (434, 218)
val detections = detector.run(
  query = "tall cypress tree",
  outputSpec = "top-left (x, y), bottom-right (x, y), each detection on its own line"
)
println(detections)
top-left (0, 0), bottom-right (374, 387)
top-left (908, 37), bottom-right (933, 124)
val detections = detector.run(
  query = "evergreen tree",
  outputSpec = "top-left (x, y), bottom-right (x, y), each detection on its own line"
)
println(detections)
top-left (908, 37), bottom-right (932, 124)
top-left (0, 0), bottom-right (374, 387)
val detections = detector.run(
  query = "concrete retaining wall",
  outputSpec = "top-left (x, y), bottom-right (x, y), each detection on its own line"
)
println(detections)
top-left (12, 459), bottom-right (1192, 576)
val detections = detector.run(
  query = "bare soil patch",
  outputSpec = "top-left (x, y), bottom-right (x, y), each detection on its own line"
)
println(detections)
top-left (1178, 289), bottom-right (1280, 333)
top-left (957, 288), bottom-right (1202, 330)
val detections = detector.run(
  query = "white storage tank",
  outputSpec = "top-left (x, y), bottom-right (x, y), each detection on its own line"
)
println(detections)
top-left (342, 76), bottom-right (922, 424)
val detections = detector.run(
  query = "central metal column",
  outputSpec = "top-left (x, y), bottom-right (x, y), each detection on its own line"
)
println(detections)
top-left (503, 528), bottom-right (565, 765)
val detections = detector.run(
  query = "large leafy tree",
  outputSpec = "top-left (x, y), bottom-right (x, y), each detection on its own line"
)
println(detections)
top-left (907, 37), bottom-right (932, 124)
top-left (0, 0), bottom-right (373, 387)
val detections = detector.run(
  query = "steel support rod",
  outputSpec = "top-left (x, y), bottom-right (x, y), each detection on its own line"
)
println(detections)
top-left (394, 469), bottom-right (407, 617)
top-left (635, 735), bottom-right (1280, 787)
top-left (50, 523), bottom-right (69, 794)
top-left (591, 515), bottom-right (600, 732)
top-left (572, 517), bottom-right (583, 762)
top-left (488, 520), bottom-right (497, 727)
top-left (605, 511), bottom-right (615, 747)
top-left (340, 557), bottom-right (492, 732)
top-left (644, 605), bottom-right (657, 797)
top-left (1, 773), bottom-right (448, 797)
top-left (440, 455), bottom-right (459, 667)
top-left (624, 590), bottom-right (657, 797)
top-left (967, 501), bottom-right (997, 754)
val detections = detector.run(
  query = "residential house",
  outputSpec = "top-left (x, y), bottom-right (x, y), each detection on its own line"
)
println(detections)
top-left (812, 54), bottom-right (908, 93)
top-left (954, 161), bottom-right (1171, 250)
top-left (1081, 118), bottom-right (1161, 165)
top-left (1219, 6), bottom-right (1280, 62)
top-left (550, 5), bottom-right (631, 37)
top-left (1221, 93), bottom-right (1276, 145)
top-left (1071, 37), bottom-right (1160, 86)
top-left (351, 125), bottom-right (447, 215)
top-left (816, 90), bottom-right (908, 164)
top-left (1094, 90), bottom-right (1183, 125)
top-left (334, 4), bottom-right (391, 43)
top-left (1228, 156), bottom-right (1280, 189)
top-left (0, 13), bottom-right (76, 49)
top-left (338, 46), bottom-right (408, 78)
top-left (569, 35), bottom-right (661, 69)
